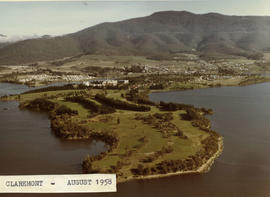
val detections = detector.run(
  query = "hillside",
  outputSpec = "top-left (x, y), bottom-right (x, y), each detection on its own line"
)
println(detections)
top-left (0, 43), bottom-right (10, 49)
top-left (1, 11), bottom-right (270, 65)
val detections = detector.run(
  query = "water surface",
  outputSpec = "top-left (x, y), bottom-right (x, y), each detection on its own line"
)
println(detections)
top-left (0, 83), bottom-right (107, 175)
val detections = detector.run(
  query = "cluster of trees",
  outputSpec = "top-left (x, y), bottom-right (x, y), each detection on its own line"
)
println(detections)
top-left (20, 98), bottom-right (56, 112)
top-left (65, 96), bottom-right (115, 114)
top-left (183, 108), bottom-right (202, 120)
top-left (54, 105), bottom-right (78, 116)
top-left (192, 118), bottom-right (211, 131)
top-left (108, 161), bottom-right (126, 173)
top-left (200, 107), bottom-right (213, 115)
top-left (159, 101), bottom-right (194, 111)
top-left (135, 113), bottom-right (187, 139)
top-left (141, 145), bottom-right (174, 163)
top-left (181, 108), bottom-right (211, 131)
top-left (124, 65), bottom-right (144, 73)
top-left (137, 98), bottom-right (156, 106)
top-left (95, 94), bottom-right (151, 112)
top-left (174, 128), bottom-right (188, 139)
top-left (125, 90), bottom-right (156, 106)
top-left (90, 131), bottom-right (118, 151)
top-left (51, 114), bottom-right (90, 139)
top-left (82, 153), bottom-right (107, 173)
top-left (83, 156), bottom-right (124, 174)
top-left (201, 135), bottom-right (219, 160)
top-left (149, 84), bottom-right (164, 90)
top-left (135, 113), bottom-right (172, 126)
top-left (153, 113), bottom-right (173, 121)
top-left (155, 121), bottom-right (183, 138)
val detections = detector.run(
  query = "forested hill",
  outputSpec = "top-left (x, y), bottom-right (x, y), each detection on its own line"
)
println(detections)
top-left (1, 11), bottom-right (270, 65)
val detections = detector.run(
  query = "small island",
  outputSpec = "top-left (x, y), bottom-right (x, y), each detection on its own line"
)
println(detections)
top-left (1, 85), bottom-right (223, 183)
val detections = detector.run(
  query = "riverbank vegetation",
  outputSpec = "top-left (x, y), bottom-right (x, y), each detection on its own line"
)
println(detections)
top-left (3, 87), bottom-right (223, 182)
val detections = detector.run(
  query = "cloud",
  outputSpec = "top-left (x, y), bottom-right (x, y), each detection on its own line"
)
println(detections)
top-left (0, 34), bottom-right (41, 43)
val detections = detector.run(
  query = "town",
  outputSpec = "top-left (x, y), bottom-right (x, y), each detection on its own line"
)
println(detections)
top-left (0, 53), bottom-right (269, 89)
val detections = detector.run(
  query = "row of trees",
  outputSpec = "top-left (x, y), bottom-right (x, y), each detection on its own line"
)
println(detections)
top-left (159, 101), bottom-right (194, 111)
top-left (95, 94), bottom-right (151, 112)
top-left (65, 96), bottom-right (115, 114)
top-left (22, 84), bottom-right (85, 95)
top-left (159, 101), bottom-right (213, 115)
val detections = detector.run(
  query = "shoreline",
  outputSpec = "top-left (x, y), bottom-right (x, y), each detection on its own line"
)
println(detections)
top-left (118, 136), bottom-right (224, 183)
top-left (150, 77), bottom-right (270, 94)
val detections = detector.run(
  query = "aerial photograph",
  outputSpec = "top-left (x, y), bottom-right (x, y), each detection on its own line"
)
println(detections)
top-left (0, 0), bottom-right (270, 196)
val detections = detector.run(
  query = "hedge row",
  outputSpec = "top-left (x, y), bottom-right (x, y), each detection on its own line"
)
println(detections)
top-left (95, 94), bottom-right (151, 112)
top-left (65, 96), bottom-right (115, 114)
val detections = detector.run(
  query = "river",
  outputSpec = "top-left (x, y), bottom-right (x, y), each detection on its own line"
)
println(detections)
top-left (1, 82), bottom-right (270, 196)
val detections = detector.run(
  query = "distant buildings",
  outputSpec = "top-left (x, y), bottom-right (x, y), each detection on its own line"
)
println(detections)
top-left (83, 79), bottom-right (129, 87)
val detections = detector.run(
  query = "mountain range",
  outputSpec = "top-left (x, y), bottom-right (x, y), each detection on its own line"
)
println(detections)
top-left (1, 11), bottom-right (270, 65)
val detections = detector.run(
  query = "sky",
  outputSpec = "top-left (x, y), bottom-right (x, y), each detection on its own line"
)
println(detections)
top-left (0, 0), bottom-right (270, 42)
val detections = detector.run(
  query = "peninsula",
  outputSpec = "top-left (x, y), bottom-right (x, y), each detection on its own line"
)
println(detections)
top-left (1, 84), bottom-right (223, 182)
